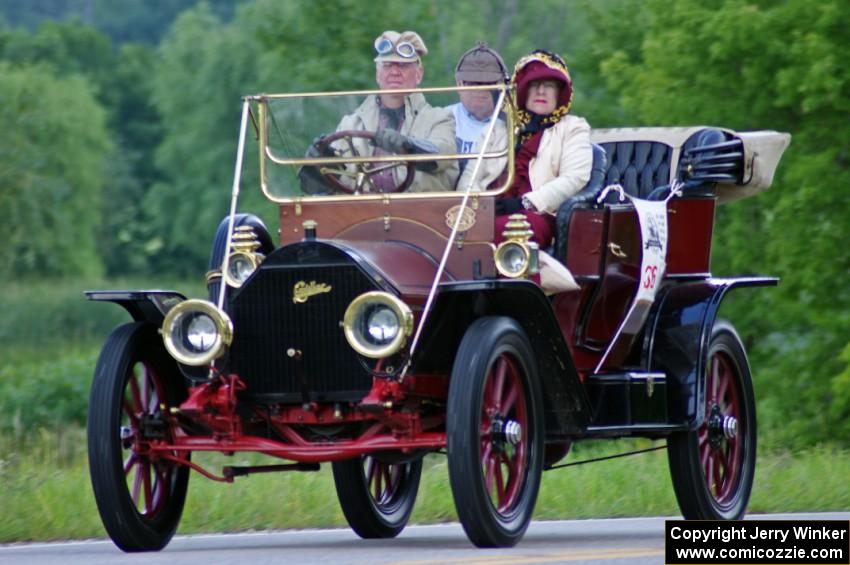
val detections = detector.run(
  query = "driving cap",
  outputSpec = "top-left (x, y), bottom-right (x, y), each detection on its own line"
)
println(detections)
top-left (455, 42), bottom-right (508, 83)
top-left (374, 30), bottom-right (428, 63)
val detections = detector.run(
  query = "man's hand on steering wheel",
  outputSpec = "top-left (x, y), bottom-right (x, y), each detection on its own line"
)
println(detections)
top-left (307, 135), bottom-right (336, 158)
top-left (373, 128), bottom-right (440, 172)
top-left (311, 130), bottom-right (416, 194)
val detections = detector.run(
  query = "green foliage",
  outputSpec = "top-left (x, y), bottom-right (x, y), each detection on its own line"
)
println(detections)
top-left (144, 4), bottom-right (274, 274)
top-left (1, 0), bottom-right (846, 452)
top-left (0, 0), bottom-right (242, 44)
top-left (585, 0), bottom-right (850, 446)
top-left (0, 62), bottom-right (109, 277)
top-left (0, 348), bottom-right (94, 435)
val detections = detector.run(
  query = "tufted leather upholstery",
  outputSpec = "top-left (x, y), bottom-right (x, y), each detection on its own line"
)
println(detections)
top-left (600, 141), bottom-right (671, 200)
top-left (552, 127), bottom-right (744, 265)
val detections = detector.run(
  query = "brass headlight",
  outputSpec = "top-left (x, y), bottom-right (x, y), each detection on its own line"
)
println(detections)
top-left (343, 292), bottom-right (413, 359)
top-left (223, 250), bottom-right (259, 288)
top-left (223, 225), bottom-right (265, 288)
top-left (162, 299), bottom-right (233, 366)
top-left (494, 213), bottom-right (539, 278)
top-left (495, 241), bottom-right (531, 278)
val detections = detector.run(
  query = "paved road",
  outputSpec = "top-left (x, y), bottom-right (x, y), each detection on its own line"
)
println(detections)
top-left (2, 513), bottom-right (848, 565)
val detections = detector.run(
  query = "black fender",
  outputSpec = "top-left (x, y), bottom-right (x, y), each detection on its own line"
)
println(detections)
top-left (411, 279), bottom-right (591, 436)
top-left (642, 276), bottom-right (777, 429)
top-left (85, 290), bottom-right (186, 325)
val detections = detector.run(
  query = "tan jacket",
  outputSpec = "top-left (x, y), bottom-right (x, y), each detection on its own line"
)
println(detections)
top-left (459, 114), bottom-right (593, 214)
top-left (335, 93), bottom-right (459, 192)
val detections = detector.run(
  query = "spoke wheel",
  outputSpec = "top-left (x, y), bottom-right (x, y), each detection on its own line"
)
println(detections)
top-left (332, 455), bottom-right (422, 538)
top-left (88, 323), bottom-right (190, 552)
top-left (668, 320), bottom-right (756, 520)
top-left (447, 317), bottom-right (543, 547)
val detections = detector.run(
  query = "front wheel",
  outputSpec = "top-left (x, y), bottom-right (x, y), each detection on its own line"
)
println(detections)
top-left (88, 323), bottom-right (190, 551)
top-left (332, 455), bottom-right (422, 538)
top-left (667, 320), bottom-right (756, 520)
top-left (447, 317), bottom-right (544, 548)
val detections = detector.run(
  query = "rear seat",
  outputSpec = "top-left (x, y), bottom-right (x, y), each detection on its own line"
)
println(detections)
top-left (552, 127), bottom-right (743, 262)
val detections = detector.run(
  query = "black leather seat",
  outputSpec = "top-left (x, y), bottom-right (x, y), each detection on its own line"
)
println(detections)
top-left (552, 128), bottom-right (744, 264)
top-left (552, 143), bottom-right (607, 261)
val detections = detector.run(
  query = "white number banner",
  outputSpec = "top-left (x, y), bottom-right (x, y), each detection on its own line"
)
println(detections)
top-left (633, 197), bottom-right (669, 304)
top-left (593, 183), bottom-right (680, 374)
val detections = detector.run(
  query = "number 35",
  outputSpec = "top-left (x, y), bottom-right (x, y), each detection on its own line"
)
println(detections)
top-left (643, 265), bottom-right (658, 289)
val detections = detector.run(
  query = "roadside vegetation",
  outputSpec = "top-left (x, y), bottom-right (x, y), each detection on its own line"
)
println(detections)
top-left (2, 0), bottom-right (849, 543)
top-left (2, 279), bottom-right (849, 543)
top-left (2, 427), bottom-right (849, 543)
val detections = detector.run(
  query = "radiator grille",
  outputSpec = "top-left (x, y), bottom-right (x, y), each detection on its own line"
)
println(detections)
top-left (227, 261), bottom-right (377, 402)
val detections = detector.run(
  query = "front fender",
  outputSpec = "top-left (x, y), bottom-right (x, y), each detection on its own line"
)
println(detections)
top-left (85, 290), bottom-right (186, 325)
top-left (643, 276), bottom-right (777, 429)
top-left (411, 279), bottom-right (591, 436)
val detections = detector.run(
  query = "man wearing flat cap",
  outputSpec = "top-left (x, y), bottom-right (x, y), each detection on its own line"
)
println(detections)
top-left (333, 30), bottom-right (458, 192)
top-left (452, 42), bottom-right (510, 191)
top-left (450, 42), bottom-right (508, 155)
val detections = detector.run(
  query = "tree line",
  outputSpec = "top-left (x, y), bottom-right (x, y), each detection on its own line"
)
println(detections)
top-left (1, 0), bottom-right (848, 446)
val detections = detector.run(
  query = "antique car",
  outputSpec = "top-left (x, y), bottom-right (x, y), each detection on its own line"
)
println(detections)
top-left (85, 83), bottom-right (790, 551)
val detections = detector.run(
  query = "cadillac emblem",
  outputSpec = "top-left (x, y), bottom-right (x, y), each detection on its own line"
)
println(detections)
top-left (445, 205), bottom-right (476, 233)
top-left (292, 280), bottom-right (332, 304)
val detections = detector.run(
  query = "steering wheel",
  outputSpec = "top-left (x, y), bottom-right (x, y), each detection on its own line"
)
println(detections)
top-left (312, 130), bottom-right (416, 194)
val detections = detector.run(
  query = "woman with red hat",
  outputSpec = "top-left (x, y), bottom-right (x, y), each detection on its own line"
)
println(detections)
top-left (495, 49), bottom-right (593, 246)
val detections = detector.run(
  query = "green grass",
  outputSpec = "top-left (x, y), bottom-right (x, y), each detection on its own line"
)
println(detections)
top-left (2, 429), bottom-right (849, 543)
top-left (2, 280), bottom-right (848, 542)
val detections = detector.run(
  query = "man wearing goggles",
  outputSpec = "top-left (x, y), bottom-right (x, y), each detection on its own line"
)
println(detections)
top-left (329, 30), bottom-right (458, 192)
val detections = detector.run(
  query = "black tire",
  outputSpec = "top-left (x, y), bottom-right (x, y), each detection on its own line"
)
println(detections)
top-left (447, 317), bottom-right (544, 547)
top-left (332, 455), bottom-right (423, 538)
top-left (88, 323), bottom-right (190, 552)
top-left (667, 320), bottom-right (756, 520)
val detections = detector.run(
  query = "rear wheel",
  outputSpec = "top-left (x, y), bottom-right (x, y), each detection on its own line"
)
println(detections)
top-left (668, 320), bottom-right (756, 519)
top-left (88, 323), bottom-right (190, 551)
top-left (447, 317), bottom-right (544, 547)
top-left (332, 455), bottom-right (422, 538)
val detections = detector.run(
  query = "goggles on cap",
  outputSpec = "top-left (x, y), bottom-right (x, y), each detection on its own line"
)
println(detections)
top-left (375, 37), bottom-right (418, 59)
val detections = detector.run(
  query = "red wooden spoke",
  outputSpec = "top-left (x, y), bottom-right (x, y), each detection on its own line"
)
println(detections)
top-left (482, 444), bottom-right (494, 493)
top-left (128, 370), bottom-right (143, 415)
top-left (493, 457), bottom-right (505, 506)
top-left (699, 350), bottom-right (745, 505)
top-left (122, 399), bottom-right (138, 425)
top-left (124, 453), bottom-right (136, 476)
top-left (479, 353), bottom-right (529, 515)
top-left (700, 441), bottom-right (710, 469)
top-left (502, 379), bottom-right (518, 415)
top-left (381, 465), bottom-right (393, 503)
top-left (491, 357), bottom-right (507, 410)
top-left (140, 366), bottom-right (150, 413)
top-left (365, 457), bottom-right (376, 488)
top-left (705, 451), bottom-right (715, 492)
top-left (710, 359), bottom-right (720, 404)
top-left (372, 462), bottom-right (382, 501)
top-left (717, 369), bottom-right (730, 405)
top-left (154, 464), bottom-right (169, 515)
top-left (712, 452), bottom-right (724, 491)
top-left (132, 464), bottom-right (143, 508)
top-left (141, 461), bottom-right (152, 514)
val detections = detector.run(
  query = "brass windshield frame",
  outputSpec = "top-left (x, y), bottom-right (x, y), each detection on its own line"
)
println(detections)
top-left (252, 85), bottom-right (516, 203)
